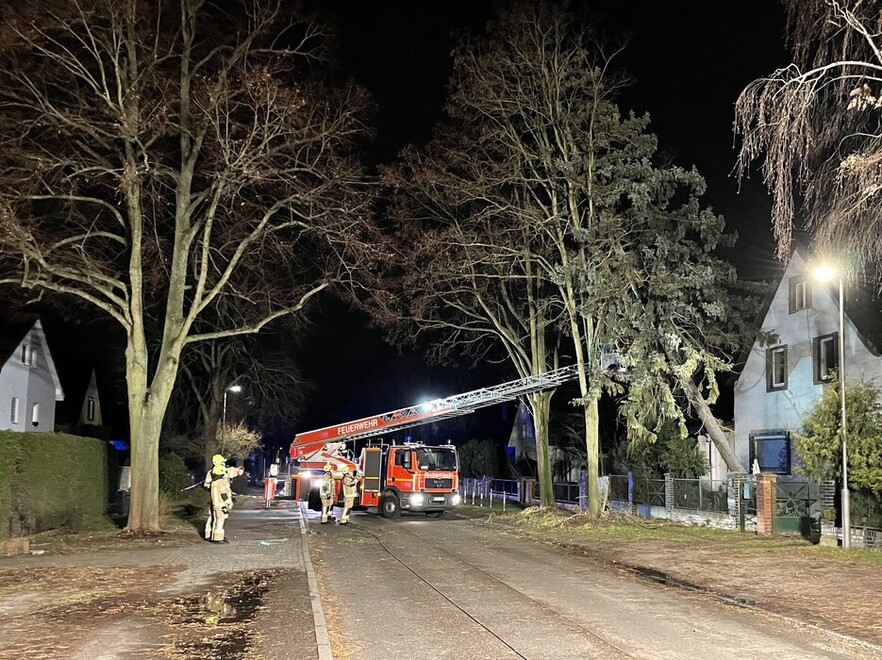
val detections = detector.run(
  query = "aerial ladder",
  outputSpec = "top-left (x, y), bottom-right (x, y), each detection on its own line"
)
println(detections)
top-left (289, 364), bottom-right (580, 461)
top-left (287, 365), bottom-right (580, 516)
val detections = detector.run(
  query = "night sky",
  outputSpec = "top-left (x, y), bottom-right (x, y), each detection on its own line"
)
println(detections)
top-left (294, 1), bottom-right (791, 438)
top-left (25, 2), bottom-right (793, 449)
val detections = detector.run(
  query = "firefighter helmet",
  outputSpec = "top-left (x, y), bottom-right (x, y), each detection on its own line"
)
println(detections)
top-left (212, 454), bottom-right (226, 466)
top-left (341, 465), bottom-right (350, 474)
top-left (323, 463), bottom-right (333, 473)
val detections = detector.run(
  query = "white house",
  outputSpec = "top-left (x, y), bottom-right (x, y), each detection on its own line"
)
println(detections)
top-left (0, 317), bottom-right (64, 432)
top-left (78, 368), bottom-right (103, 427)
top-left (733, 248), bottom-right (882, 477)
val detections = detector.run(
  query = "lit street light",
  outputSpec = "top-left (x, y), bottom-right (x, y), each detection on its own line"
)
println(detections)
top-left (222, 384), bottom-right (242, 433)
top-left (813, 264), bottom-right (850, 548)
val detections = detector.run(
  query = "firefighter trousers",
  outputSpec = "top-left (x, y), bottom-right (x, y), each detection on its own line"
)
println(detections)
top-left (341, 496), bottom-right (356, 523)
top-left (320, 496), bottom-right (333, 523)
top-left (205, 506), bottom-right (228, 541)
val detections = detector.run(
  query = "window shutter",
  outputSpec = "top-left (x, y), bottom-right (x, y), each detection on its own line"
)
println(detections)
top-left (812, 335), bottom-right (820, 383)
top-left (765, 348), bottom-right (773, 391)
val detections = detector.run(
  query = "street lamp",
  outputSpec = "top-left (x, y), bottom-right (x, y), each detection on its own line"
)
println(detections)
top-left (222, 384), bottom-right (242, 431)
top-left (813, 264), bottom-right (850, 548)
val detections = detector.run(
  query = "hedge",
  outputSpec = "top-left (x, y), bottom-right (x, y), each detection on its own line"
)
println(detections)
top-left (0, 431), bottom-right (109, 540)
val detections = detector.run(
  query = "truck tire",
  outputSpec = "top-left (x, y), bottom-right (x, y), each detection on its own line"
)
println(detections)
top-left (307, 487), bottom-right (322, 512)
top-left (380, 492), bottom-right (401, 519)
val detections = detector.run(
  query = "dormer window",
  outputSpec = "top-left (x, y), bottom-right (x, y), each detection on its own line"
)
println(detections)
top-left (788, 276), bottom-right (810, 313)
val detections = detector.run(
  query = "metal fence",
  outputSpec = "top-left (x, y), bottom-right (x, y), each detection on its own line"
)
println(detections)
top-left (609, 474), bottom-right (629, 502)
top-left (632, 478), bottom-right (666, 508)
top-left (672, 478), bottom-right (728, 513)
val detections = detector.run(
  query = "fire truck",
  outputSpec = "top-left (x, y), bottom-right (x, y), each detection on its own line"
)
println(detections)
top-left (288, 365), bottom-right (579, 518)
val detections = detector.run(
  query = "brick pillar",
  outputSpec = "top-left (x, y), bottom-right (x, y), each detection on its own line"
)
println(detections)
top-left (755, 473), bottom-right (777, 536)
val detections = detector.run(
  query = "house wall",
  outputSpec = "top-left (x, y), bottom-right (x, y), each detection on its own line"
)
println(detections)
top-left (0, 323), bottom-right (61, 432)
top-left (79, 370), bottom-right (103, 427)
top-left (734, 251), bottom-right (882, 474)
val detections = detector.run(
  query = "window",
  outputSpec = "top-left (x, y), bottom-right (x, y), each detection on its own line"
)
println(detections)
top-left (31, 403), bottom-right (39, 427)
top-left (751, 432), bottom-right (791, 475)
top-left (87, 397), bottom-right (96, 422)
top-left (765, 345), bottom-right (788, 391)
top-left (20, 344), bottom-right (36, 367)
top-left (10, 397), bottom-right (19, 424)
top-left (813, 333), bottom-right (839, 383)
top-left (394, 450), bottom-right (412, 470)
top-left (788, 276), bottom-right (810, 313)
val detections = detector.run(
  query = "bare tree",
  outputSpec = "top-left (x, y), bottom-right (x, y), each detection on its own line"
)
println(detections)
top-left (179, 330), bottom-right (309, 467)
top-left (376, 178), bottom-right (566, 506)
top-left (735, 0), bottom-right (882, 274)
top-left (381, 4), bottom-right (750, 517)
top-left (0, 0), bottom-right (375, 531)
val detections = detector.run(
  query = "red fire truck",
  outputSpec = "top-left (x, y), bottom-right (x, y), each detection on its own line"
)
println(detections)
top-left (288, 365), bottom-right (579, 518)
top-left (291, 440), bottom-right (460, 517)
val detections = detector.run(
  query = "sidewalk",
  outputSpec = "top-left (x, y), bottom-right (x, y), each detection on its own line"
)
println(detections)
top-left (0, 492), bottom-right (321, 660)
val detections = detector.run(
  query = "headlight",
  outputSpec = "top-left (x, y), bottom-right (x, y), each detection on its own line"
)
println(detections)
top-left (451, 493), bottom-right (461, 506)
top-left (410, 493), bottom-right (425, 506)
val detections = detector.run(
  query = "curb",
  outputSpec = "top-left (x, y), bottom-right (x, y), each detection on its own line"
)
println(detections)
top-left (297, 504), bottom-right (334, 660)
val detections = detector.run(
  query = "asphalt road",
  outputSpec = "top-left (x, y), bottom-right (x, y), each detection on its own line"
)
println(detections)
top-left (309, 509), bottom-right (878, 660)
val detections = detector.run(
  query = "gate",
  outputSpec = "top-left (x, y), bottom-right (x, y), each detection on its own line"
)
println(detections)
top-left (774, 481), bottom-right (820, 541)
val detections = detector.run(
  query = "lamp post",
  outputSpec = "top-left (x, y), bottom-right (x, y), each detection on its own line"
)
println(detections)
top-left (222, 384), bottom-right (242, 442)
top-left (813, 264), bottom-right (850, 548)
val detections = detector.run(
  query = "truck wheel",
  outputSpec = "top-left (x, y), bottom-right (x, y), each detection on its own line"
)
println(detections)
top-left (425, 511), bottom-right (445, 518)
top-left (307, 487), bottom-right (322, 512)
top-left (381, 492), bottom-right (400, 519)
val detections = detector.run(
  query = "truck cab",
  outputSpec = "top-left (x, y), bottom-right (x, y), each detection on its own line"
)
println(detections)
top-left (359, 443), bottom-right (461, 518)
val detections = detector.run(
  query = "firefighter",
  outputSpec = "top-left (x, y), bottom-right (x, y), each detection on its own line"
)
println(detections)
top-left (203, 453), bottom-right (227, 490)
top-left (340, 465), bottom-right (359, 524)
top-left (319, 463), bottom-right (335, 524)
top-left (205, 461), bottom-right (234, 543)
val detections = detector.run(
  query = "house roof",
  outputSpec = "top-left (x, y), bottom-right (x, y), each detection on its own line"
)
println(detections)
top-left (0, 311), bottom-right (39, 366)
top-left (745, 243), bottom-right (882, 356)
top-left (0, 311), bottom-right (65, 400)
top-left (842, 277), bottom-right (882, 356)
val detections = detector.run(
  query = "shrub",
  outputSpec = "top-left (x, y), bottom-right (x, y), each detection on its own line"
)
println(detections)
top-left (158, 452), bottom-right (190, 493)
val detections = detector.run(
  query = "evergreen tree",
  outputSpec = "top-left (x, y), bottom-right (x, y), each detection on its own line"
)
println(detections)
top-left (793, 378), bottom-right (882, 492)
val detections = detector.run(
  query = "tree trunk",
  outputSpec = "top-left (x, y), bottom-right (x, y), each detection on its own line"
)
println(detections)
top-left (126, 397), bottom-right (163, 532)
top-left (529, 391), bottom-right (555, 507)
top-left (584, 395), bottom-right (601, 515)
top-left (564, 294), bottom-right (601, 516)
top-left (680, 378), bottom-right (745, 473)
top-left (202, 399), bottom-right (220, 470)
top-left (125, 340), bottom-right (184, 531)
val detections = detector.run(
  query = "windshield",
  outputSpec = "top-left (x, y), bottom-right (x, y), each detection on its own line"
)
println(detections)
top-left (416, 448), bottom-right (457, 471)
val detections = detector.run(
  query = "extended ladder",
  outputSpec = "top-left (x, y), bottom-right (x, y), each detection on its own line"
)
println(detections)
top-left (290, 365), bottom-right (579, 457)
